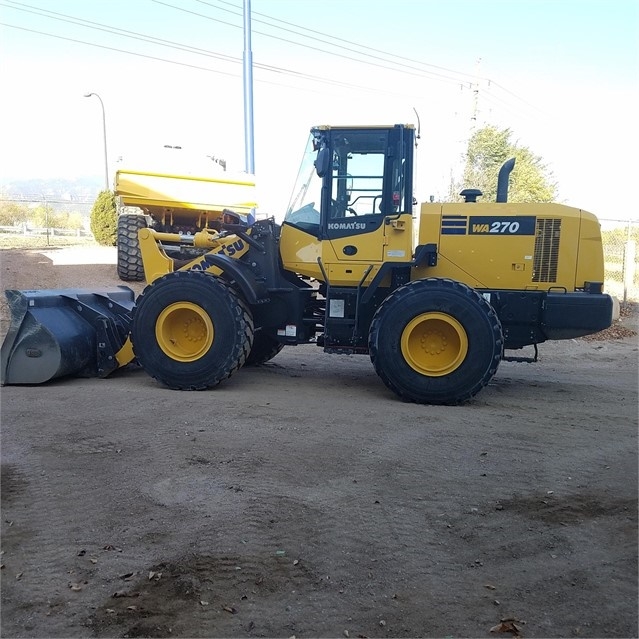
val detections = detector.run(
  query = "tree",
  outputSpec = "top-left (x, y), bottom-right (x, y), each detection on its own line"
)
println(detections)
top-left (450, 125), bottom-right (557, 203)
top-left (64, 212), bottom-right (84, 230)
top-left (30, 205), bottom-right (55, 228)
top-left (90, 190), bottom-right (117, 246)
top-left (28, 205), bottom-right (84, 230)
top-left (0, 200), bottom-right (30, 226)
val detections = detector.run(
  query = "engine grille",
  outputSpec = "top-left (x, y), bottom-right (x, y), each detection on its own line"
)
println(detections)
top-left (533, 218), bottom-right (561, 282)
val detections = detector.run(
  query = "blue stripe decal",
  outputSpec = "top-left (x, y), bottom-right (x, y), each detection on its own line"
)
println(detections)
top-left (441, 228), bottom-right (467, 235)
top-left (441, 214), bottom-right (468, 235)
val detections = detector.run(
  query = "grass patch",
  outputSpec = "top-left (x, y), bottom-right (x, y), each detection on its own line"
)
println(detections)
top-left (0, 235), bottom-right (101, 250)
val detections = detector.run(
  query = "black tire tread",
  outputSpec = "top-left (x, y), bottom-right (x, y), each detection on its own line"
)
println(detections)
top-left (131, 271), bottom-right (253, 390)
top-left (117, 214), bottom-right (147, 282)
top-left (369, 278), bottom-right (503, 405)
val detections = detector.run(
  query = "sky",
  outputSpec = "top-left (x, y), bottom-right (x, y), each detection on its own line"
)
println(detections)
top-left (1, 0), bottom-right (638, 222)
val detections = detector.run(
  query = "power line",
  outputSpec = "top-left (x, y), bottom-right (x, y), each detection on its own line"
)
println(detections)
top-left (3, 0), bottom-right (457, 93)
top-left (0, 0), bottom-right (453, 99)
top-left (0, 22), bottom-right (239, 77)
top-left (152, 0), bottom-right (473, 88)
top-left (2, 0), bottom-right (541, 116)
top-left (191, 0), bottom-right (477, 84)
top-left (2, 0), bottom-right (442, 94)
top-left (0, 21), bottom-right (416, 100)
top-left (161, 0), bottom-right (545, 119)
top-left (1, 1), bottom-right (241, 64)
top-left (196, 0), bottom-right (542, 114)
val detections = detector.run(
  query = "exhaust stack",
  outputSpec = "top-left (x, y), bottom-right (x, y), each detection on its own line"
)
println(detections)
top-left (496, 157), bottom-right (516, 203)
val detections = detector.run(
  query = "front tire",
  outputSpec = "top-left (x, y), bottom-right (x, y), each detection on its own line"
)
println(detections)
top-left (131, 271), bottom-right (254, 389)
top-left (369, 278), bottom-right (503, 405)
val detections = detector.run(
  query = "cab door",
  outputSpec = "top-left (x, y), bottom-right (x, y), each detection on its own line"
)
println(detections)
top-left (320, 125), bottom-right (414, 266)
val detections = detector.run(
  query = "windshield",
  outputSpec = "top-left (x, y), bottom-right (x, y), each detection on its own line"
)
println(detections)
top-left (284, 133), bottom-right (322, 228)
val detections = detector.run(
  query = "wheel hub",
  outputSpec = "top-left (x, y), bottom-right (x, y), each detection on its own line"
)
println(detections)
top-left (401, 312), bottom-right (468, 376)
top-left (156, 302), bottom-right (214, 362)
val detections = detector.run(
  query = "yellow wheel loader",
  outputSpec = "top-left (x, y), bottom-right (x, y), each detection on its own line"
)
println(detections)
top-left (0, 124), bottom-right (613, 404)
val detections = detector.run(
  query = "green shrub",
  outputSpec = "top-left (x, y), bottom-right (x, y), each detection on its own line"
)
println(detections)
top-left (90, 190), bottom-right (117, 246)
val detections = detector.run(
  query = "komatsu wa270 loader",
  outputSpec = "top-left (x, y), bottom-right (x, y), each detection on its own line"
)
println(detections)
top-left (1, 124), bottom-right (613, 404)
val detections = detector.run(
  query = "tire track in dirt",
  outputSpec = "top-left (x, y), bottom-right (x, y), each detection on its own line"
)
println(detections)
top-left (111, 400), bottom-right (461, 636)
top-left (0, 436), bottom-right (110, 634)
top-left (0, 384), bottom-right (193, 635)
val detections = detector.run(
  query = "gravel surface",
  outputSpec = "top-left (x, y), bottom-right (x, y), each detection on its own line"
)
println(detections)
top-left (1, 246), bottom-right (637, 639)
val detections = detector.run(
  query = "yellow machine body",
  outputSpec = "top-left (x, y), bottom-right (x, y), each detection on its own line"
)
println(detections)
top-left (279, 214), bottom-right (413, 287)
top-left (280, 202), bottom-right (605, 295)
top-left (414, 202), bottom-right (605, 292)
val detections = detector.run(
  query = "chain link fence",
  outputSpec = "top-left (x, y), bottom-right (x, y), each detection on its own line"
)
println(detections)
top-left (600, 218), bottom-right (639, 303)
top-left (0, 195), bottom-right (94, 212)
top-left (0, 197), bottom-right (94, 245)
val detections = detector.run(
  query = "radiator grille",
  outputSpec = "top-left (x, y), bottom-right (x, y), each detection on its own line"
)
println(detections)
top-left (533, 218), bottom-right (561, 282)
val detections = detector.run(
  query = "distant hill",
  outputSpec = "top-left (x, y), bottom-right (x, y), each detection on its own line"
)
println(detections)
top-left (0, 177), bottom-right (103, 214)
top-left (1, 176), bottom-right (102, 201)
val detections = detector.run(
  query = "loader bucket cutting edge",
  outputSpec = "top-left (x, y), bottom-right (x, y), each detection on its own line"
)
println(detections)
top-left (1, 287), bottom-right (136, 385)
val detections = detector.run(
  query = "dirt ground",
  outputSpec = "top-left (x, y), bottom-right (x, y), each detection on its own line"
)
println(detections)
top-left (0, 245), bottom-right (637, 639)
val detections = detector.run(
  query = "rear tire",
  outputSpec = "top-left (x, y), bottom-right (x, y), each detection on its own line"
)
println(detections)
top-left (369, 278), bottom-right (503, 405)
top-left (117, 214), bottom-right (147, 282)
top-left (131, 271), bottom-right (254, 389)
top-left (245, 332), bottom-right (284, 365)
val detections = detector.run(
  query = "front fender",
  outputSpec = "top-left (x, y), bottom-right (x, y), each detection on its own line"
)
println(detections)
top-left (201, 253), bottom-right (270, 305)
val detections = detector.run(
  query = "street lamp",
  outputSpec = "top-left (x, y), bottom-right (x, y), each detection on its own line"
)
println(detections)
top-left (84, 92), bottom-right (109, 191)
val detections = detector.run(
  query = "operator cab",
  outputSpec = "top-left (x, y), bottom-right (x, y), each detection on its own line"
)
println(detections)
top-left (284, 124), bottom-right (415, 239)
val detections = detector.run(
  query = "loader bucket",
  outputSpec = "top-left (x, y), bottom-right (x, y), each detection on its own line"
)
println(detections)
top-left (1, 287), bottom-right (135, 385)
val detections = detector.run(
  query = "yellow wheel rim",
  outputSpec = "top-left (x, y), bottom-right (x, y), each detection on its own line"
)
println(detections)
top-left (155, 302), bottom-right (214, 362)
top-left (401, 312), bottom-right (468, 377)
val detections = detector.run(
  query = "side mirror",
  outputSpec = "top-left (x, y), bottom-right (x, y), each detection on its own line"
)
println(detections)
top-left (314, 147), bottom-right (330, 178)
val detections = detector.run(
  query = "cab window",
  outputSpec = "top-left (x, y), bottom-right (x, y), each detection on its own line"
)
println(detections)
top-left (330, 131), bottom-right (388, 218)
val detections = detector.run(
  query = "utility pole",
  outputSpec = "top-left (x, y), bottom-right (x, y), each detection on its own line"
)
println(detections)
top-left (470, 57), bottom-right (482, 133)
top-left (243, 0), bottom-right (255, 175)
